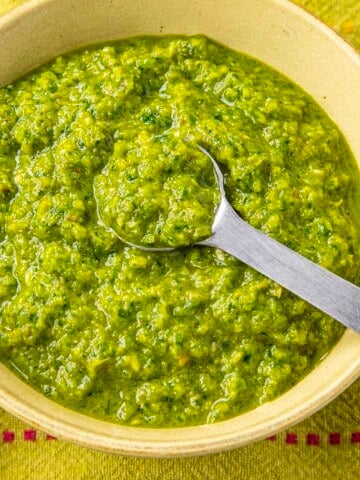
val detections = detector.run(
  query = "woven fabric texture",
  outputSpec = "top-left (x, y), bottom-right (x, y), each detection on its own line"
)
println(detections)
top-left (0, 1), bottom-right (359, 479)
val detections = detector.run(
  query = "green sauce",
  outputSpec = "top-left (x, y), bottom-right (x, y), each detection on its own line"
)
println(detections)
top-left (0, 35), bottom-right (359, 427)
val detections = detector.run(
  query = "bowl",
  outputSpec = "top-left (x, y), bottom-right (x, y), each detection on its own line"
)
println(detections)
top-left (0, 0), bottom-right (359, 457)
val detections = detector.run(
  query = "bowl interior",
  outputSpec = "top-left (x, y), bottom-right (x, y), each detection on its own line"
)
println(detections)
top-left (0, 0), bottom-right (359, 457)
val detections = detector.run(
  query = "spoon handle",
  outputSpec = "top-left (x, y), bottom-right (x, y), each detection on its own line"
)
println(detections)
top-left (200, 199), bottom-right (360, 333)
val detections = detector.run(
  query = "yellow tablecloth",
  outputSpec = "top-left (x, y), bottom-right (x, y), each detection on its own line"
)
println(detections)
top-left (0, 1), bottom-right (359, 479)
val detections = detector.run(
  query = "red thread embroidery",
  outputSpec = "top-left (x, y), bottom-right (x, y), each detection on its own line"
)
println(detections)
top-left (0, 428), bottom-right (357, 445)
top-left (24, 429), bottom-right (37, 441)
top-left (307, 433), bottom-right (320, 446)
top-left (329, 432), bottom-right (341, 445)
top-left (286, 433), bottom-right (298, 444)
top-left (2, 431), bottom-right (15, 443)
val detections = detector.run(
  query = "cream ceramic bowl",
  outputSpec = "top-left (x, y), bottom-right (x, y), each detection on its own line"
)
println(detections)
top-left (0, 0), bottom-right (359, 457)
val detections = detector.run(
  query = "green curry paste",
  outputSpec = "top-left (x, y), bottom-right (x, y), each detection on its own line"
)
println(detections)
top-left (0, 35), bottom-right (359, 427)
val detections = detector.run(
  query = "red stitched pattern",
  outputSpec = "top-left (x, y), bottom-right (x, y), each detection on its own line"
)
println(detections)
top-left (0, 429), bottom-right (359, 444)
top-left (329, 432), bottom-right (341, 445)
top-left (306, 433), bottom-right (320, 446)
top-left (24, 429), bottom-right (37, 441)
top-left (2, 431), bottom-right (15, 443)
top-left (286, 433), bottom-right (298, 444)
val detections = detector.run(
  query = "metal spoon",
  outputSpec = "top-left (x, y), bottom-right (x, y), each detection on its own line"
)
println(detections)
top-left (197, 145), bottom-right (360, 333)
top-left (106, 145), bottom-right (360, 333)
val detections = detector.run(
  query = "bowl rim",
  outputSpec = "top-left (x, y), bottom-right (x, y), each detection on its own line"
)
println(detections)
top-left (0, 0), bottom-right (359, 80)
top-left (1, 331), bottom-right (360, 457)
top-left (0, 0), bottom-right (359, 457)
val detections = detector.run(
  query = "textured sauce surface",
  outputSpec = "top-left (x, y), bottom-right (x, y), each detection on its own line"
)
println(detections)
top-left (0, 36), bottom-right (359, 427)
